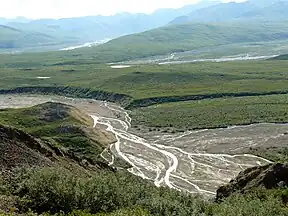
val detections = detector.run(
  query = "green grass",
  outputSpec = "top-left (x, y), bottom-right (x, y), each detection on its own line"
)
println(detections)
top-left (0, 59), bottom-right (287, 101)
top-left (132, 95), bottom-right (288, 130)
top-left (0, 55), bottom-right (288, 130)
top-left (249, 147), bottom-right (288, 163)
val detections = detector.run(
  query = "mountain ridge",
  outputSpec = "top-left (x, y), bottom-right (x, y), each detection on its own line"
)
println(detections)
top-left (78, 21), bottom-right (288, 63)
top-left (170, 0), bottom-right (288, 24)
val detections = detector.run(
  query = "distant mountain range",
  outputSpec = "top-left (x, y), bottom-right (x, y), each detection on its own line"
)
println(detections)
top-left (170, 0), bottom-right (288, 24)
top-left (1, 0), bottom-right (288, 51)
top-left (0, 24), bottom-right (59, 49)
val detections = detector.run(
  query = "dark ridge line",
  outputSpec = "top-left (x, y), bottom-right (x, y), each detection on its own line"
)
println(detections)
top-left (126, 91), bottom-right (288, 109)
top-left (0, 86), bottom-right (287, 109)
top-left (0, 86), bottom-right (133, 107)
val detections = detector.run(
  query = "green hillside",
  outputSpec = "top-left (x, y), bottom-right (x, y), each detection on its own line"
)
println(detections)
top-left (271, 54), bottom-right (288, 60)
top-left (77, 21), bottom-right (288, 63)
top-left (0, 25), bottom-right (61, 49)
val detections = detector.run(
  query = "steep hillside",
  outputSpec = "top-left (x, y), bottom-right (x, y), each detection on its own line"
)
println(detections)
top-left (80, 21), bottom-right (288, 62)
top-left (0, 124), bottom-right (53, 170)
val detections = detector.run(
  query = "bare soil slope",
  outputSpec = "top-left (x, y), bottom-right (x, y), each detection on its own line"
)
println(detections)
top-left (0, 124), bottom-right (53, 170)
top-left (0, 102), bottom-right (117, 172)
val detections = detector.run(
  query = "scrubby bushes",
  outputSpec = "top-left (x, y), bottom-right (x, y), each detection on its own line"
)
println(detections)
top-left (0, 168), bottom-right (206, 215)
top-left (1, 168), bottom-right (287, 216)
top-left (208, 189), bottom-right (288, 216)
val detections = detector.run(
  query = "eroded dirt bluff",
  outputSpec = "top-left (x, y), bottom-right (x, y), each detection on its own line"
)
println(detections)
top-left (0, 101), bottom-right (118, 172)
top-left (216, 163), bottom-right (288, 200)
top-left (0, 124), bottom-right (53, 170)
top-left (0, 123), bottom-right (116, 173)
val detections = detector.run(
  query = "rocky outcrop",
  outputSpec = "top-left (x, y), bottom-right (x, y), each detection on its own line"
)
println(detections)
top-left (216, 163), bottom-right (288, 201)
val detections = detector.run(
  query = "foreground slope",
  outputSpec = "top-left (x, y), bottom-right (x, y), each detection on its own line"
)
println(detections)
top-left (217, 163), bottom-right (288, 200)
top-left (0, 124), bottom-right (53, 170)
top-left (0, 102), bottom-right (116, 171)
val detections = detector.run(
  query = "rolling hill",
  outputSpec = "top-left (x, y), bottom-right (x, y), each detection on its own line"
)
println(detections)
top-left (77, 21), bottom-right (288, 63)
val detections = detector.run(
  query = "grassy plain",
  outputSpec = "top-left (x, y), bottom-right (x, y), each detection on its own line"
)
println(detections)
top-left (0, 58), bottom-right (287, 99)
top-left (0, 53), bottom-right (288, 130)
top-left (132, 95), bottom-right (288, 130)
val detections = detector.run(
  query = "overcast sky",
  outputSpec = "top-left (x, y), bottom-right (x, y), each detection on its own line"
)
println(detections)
top-left (2, 0), bottom-right (245, 19)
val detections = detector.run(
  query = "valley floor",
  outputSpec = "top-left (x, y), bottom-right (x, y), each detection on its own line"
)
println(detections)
top-left (0, 53), bottom-right (287, 215)
top-left (0, 94), bottom-right (287, 197)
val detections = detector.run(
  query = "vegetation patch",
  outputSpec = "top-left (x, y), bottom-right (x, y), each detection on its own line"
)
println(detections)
top-left (0, 167), bottom-right (287, 215)
top-left (132, 95), bottom-right (288, 130)
top-left (0, 58), bottom-right (287, 100)
top-left (249, 147), bottom-right (288, 163)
